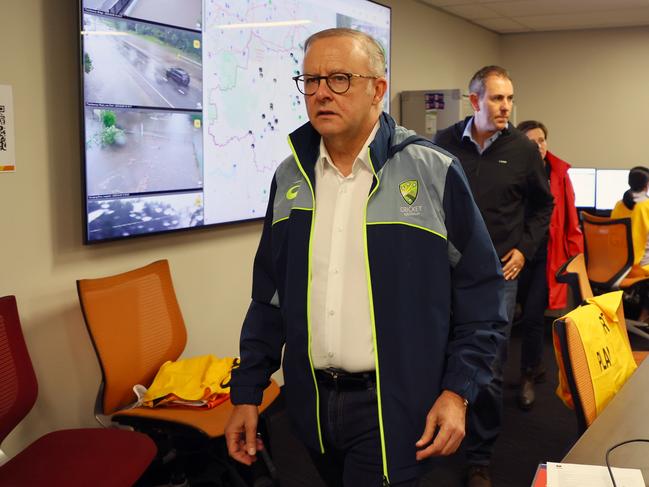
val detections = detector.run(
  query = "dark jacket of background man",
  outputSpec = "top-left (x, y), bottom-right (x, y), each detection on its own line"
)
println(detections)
top-left (434, 118), bottom-right (554, 261)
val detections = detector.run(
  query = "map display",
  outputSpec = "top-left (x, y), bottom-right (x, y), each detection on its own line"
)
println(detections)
top-left (202, 0), bottom-right (390, 224)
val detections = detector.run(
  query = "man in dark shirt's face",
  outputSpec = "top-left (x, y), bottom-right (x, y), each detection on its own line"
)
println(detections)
top-left (469, 75), bottom-right (514, 147)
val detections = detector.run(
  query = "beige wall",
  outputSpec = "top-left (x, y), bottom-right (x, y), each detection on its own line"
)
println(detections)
top-left (502, 27), bottom-right (649, 168)
top-left (0, 0), bottom-right (499, 455)
top-left (379, 0), bottom-right (500, 121)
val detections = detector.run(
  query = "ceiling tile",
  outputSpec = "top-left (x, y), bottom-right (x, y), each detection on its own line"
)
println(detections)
top-left (417, 0), bottom-right (476, 7)
top-left (442, 4), bottom-right (502, 20)
top-left (486, 0), bottom-right (649, 17)
top-left (472, 16), bottom-right (532, 32)
top-left (519, 7), bottom-right (649, 31)
top-left (419, 0), bottom-right (649, 33)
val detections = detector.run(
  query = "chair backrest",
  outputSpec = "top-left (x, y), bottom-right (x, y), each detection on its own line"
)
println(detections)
top-left (581, 211), bottom-right (634, 289)
top-left (77, 260), bottom-right (187, 415)
top-left (0, 296), bottom-right (38, 445)
top-left (553, 297), bottom-right (634, 433)
top-left (556, 253), bottom-right (594, 305)
top-left (553, 317), bottom-right (591, 433)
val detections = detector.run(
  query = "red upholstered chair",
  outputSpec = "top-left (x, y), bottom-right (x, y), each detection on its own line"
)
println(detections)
top-left (0, 295), bottom-right (157, 486)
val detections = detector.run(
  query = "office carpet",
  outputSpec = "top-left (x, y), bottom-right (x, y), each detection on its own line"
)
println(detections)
top-left (262, 321), bottom-right (585, 487)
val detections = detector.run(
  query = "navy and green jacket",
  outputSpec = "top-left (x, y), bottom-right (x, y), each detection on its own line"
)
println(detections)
top-left (231, 112), bottom-right (507, 483)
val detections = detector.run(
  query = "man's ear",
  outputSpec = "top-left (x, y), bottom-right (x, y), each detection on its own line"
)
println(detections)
top-left (469, 92), bottom-right (480, 112)
top-left (373, 77), bottom-right (388, 105)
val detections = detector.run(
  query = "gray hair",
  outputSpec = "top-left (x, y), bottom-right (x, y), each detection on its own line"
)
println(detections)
top-left (304, 28), bottom-right (386, 77)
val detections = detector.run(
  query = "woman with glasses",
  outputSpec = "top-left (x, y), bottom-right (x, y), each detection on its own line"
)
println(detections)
top-left (515, 120), bottom-right (583, 411)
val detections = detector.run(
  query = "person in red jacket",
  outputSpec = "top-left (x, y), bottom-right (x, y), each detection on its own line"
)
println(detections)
top-left (516, 120), bottom-right (584, 410)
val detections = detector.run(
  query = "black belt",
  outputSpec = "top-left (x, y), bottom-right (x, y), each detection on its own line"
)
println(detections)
top-left (315, 368), bottom-right (376, 391)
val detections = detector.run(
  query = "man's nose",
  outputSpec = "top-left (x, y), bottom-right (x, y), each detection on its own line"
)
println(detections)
top-left (314, 79), bottom-right (333, 100)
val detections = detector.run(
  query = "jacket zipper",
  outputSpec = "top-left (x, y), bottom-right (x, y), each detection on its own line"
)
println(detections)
top-left (287, 135), bottom-right (325, 453)
top-left (365, 148), bottom-right (390, 484)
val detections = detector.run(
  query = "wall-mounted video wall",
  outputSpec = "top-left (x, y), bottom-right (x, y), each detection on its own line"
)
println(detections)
top-left (80, 0), bottom-right (391, 243)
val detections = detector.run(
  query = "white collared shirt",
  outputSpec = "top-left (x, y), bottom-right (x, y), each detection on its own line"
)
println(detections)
top-left (463, 117), bottom-right (507, 154)
top-left (310, 122), bottom-right (379, 372)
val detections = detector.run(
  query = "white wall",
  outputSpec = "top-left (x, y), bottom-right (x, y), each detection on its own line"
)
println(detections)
top-left (380, 0), bottom-right (500, 122)
top-left (0, 0), bottom-right (499, 456)
top-left (502, 27), bottom-right (649, 168)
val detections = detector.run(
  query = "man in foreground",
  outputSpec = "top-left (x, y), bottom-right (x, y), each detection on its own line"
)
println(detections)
top-left (226, 29), bottom-right (507, 487)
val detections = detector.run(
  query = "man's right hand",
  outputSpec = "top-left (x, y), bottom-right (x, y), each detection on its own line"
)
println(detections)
top-left (225, 404), bottom-right (263, 465)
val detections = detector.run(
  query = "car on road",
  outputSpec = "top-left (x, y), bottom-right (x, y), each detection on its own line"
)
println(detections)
top-left (166, 67), bottom-right (190, 86)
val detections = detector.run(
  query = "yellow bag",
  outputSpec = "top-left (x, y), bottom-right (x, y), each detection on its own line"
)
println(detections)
top-left (555, 291), bottom-right (637, 415)
top-left (142, 355), bottom-right (239, 407)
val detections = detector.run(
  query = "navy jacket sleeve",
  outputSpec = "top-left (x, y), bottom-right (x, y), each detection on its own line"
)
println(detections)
top-left (230, 176), bottom-right (285, 405)
top-left (441, 160), bottom-right (508, 403)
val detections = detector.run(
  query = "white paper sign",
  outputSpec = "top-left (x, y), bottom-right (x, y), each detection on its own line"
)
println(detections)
top-left (547, 461), bottom-right (645, 487)
top-left (0, 84), bottom-right (16, 172)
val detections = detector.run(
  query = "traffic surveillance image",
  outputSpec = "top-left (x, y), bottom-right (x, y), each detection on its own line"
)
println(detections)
top-left (82, 14), bottom-right (202, 110)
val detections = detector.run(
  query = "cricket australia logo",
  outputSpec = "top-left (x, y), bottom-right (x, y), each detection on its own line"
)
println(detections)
top-left (399, 180), bottom-right (418, 205)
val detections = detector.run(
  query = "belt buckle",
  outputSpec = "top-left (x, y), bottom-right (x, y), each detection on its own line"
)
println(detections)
top-left (323, 368), bottom-right (342, 389)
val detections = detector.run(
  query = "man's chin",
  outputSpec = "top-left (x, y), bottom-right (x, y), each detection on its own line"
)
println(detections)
top-left (311, 120), bottom-right (340, 137)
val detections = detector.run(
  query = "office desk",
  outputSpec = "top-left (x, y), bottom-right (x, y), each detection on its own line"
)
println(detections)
top-left (563, 357), bottom-right (649, 481)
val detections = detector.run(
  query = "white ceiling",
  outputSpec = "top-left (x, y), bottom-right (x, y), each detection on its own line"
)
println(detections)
top-left (418, 0), bottom-right (649, 33)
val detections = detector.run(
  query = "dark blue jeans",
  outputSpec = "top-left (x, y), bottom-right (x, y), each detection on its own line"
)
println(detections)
top-left (517, 254), bottom-right (548, 371)
top-left (465, 278), bottom-right (517, 466)
top-left (308, 379), bottom-right (420, 487)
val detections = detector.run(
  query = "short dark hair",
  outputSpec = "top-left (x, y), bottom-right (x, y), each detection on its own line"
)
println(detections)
top-left (469, 65), bottom-right (511, 98)
top-left (517, 120), bottom-right (548, 139)
top-left (623, 166), bottom-right (649, 209)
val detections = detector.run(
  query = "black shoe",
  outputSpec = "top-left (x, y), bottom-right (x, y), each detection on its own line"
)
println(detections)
top-left (517, 365), bottom-right (546, 411)
top-left (466, 465), bottom-right (492, 487)
top-left (518, 376), bottom-right (535, 410)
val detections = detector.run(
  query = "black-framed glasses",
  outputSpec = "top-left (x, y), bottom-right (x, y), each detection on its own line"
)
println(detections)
top-left (292, 72), bottom-right (379, 96)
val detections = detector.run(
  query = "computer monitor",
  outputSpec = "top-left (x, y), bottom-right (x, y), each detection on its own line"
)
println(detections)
top-left (595, 169), bottom-right (630, 210)
top-left (567, 168), bottom-right (596, 208)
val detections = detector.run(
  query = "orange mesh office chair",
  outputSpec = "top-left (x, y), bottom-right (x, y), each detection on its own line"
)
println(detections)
top-left (0, 295), bottom-right (156, 486)
top-left (553, 300), bottom-right (642, 434)
top-left (555, 253), bottom-right (648, 364)
top-left (77, 260), bottom-right (280, 484)
top-left (581, 211), bottom-right (649, 290)
top-left (556, 253), bottom-right (594, 302)
top-left (580, 212), bottom-right (649, 340)
top-left (581, 212), bottom-right (634, 289)
top-left (554, 255), bottom-right (648, 433)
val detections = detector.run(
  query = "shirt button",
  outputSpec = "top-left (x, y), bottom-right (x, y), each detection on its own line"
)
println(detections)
top-left (327, 352), bottom-right (334, 358)
top-left (338, 226), bottom-right (343, 232)
top-left (328, 310), bottom-right (335, 316)
top-left (333, 268), bottom-right (339, 275)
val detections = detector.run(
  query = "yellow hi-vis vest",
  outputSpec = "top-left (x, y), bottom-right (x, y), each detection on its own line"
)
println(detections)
top-left (142, 355), bottom-right (239, 407)
top-left (555, 291), bottom-right (637, 415)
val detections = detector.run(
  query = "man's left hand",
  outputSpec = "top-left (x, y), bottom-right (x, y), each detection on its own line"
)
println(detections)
top-left (415, 390), bottom-right (466, 460)
top-left (501, 248), bottom-right (525, 280)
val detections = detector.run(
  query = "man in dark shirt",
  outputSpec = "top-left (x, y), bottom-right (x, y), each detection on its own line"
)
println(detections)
top-left (434, 65), bottom-right (554, 487)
